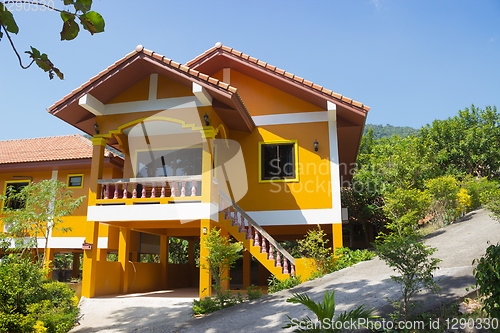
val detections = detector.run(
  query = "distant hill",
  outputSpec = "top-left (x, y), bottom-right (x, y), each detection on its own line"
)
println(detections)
top-left (363, 124), bottom-right (419, 139)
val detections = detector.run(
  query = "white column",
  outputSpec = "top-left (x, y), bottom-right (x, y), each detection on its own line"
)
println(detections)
top-left (327, 101), bottom-right (342, 223)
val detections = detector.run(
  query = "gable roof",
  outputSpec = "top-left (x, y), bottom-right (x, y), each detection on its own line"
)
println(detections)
top-left (48, 46), bottom-right (255, 137)
top-left (187, 43), bottom-right (370, 113)
top-left (0, 134), bottom-right (114, 164)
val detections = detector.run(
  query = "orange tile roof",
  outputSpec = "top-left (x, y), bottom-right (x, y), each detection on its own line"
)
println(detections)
top-left (48, 45), bottom-right (240, 112)
top-left (0, 134), bottom-right (113, 164)
top-left (187, 43), bottom-right (370, 112)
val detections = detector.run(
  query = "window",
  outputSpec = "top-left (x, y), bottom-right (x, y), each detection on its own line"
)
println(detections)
top-left (136, 148), bottom-right (202, 178)
top-left (259, 141), bottom-right (298, 182)
top-left (3, 180), bottom-right (30, 210)
top-left (67, 174), bottom-right (84, 188)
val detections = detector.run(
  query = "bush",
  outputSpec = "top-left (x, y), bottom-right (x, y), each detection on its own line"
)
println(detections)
top-left (297, 227), bottom-right (331, 275)
top-left (480, 186), bottom-right (500, 221)
top-left (267, 275), bottom-right (302, 294)
top-left (473, 242), bottom-right (500, 319)
top-left (0, 255), bottom-right (79, 332)
top-left (246, 285), bottom-right (262, 300)
top-left (333, 247), bottom-right (375, 271)
top-left (462, 176), bottom-right (497, 210)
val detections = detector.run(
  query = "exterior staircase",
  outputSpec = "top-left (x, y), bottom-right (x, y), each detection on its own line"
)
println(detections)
top-left (218, 191), bottom-right (295, 280)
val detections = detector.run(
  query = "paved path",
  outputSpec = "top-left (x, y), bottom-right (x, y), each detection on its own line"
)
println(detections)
top-left (72, 209), bottom-right (500, 333)
top-left (178, 209), bottom-right (500, 332)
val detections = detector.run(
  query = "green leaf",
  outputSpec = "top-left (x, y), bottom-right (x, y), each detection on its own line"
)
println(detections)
top-left (54, 68), bottom-right (64, 80)
top-left (63, 0), bottom-right (74, 5)
top-left (35, 59), bottom-right (51, 72)
top-left (60, 11), bottom-right (74, 23)
top-left (0, 4), bottom-right (19, 34)
top-left (74, 0), bottom-right (92, 12)
top-left (29, 46), bottom-right (40, 59)
top-left (79, 11), bottom-right (104, 35)
top-left (60, 18), bottom-right (80, 41)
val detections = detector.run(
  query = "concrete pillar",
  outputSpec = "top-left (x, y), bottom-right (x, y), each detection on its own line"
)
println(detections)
top-left (160, 235), bottom-right (169, 289)
top-left (243, 250), bottom-right (251, 289)
top-left (220, 228), bottom-right (230, 292)
top-left (118, 227), bottom-right (131, 294)
top-left (332, 223), bottom-right (343, 253)
top-left (97, 249), bottom-right (107, 261)
top-left (199, 219), bottom-right (212, 298)
top-left (82, 137), bottom-right (108, 298)
top-left (44, 248), bottom-right (55, 280)
top-left (258, 262), bottom-right (270, 287)
top-left (188, 240), bottom-right (195, 286)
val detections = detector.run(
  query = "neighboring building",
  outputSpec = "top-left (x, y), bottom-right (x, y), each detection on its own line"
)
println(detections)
top-left (3, 43), bottom-right (369, 299)
top-left (0, 134), bottom-right (123, 279)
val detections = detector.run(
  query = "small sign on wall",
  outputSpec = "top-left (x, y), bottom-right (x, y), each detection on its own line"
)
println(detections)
top-left (82, 242), bottom-right (93, 250)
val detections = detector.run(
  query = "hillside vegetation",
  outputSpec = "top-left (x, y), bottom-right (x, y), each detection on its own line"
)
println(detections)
top-left (363, 124), bottom-right (419, 139)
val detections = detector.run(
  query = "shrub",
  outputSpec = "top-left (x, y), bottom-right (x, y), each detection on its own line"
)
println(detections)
top-left (473, 242), bottom-right (500, 319)
top-left (246, 285), bottom-right (262, 300)
top-left (192, 296), bottom-right (220, 315)
top-left (480, 186), bottom-right (500, 221)
top-left (426, 176), bottom-right (459, 224)
top-left (333, 247), bottom-right (375, 271)
top-left (462, 176), bottom-right (497, 210)
top-left (0, 255), bottom-right (79, 332)
top-left (267, 275), bottom-right (302, 294)
top-left (282, 289), bottom-right (377, 332)
top-left (297, 226), bottom-right (331, 275)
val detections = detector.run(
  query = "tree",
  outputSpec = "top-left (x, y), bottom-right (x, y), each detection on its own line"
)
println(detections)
top-left (420, 105), bottom-right (500, 178)
top-left (0, 179), bottom-right (84, 267)
top-left (0, 0), bottom-right (105, 79)
top-left (198, 228), bottom-right (242, 307)
top-left (376, 234), bottom-right (441, 321)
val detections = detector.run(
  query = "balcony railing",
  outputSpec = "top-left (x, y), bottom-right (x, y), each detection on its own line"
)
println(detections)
top-left (97, 175), bottom-right (202, 202)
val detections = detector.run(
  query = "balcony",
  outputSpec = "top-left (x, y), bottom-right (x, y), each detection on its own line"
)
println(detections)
top-left (87, 175), bottom-right (219, 222)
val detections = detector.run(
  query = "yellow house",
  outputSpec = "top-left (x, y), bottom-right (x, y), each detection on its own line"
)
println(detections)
top-left (3, 43), bottom-right (369, 299)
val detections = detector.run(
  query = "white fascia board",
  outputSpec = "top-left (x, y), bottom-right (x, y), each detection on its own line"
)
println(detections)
top-left (102, 96), bottom-right (202, 115)
top-left (247, 209), bottom-right (342, 226)
top-left (6, 237), bottom-right (108, 250)
top-left (253, 111), bottom-right (328, 126)
top-left (87, 203), bottom-right (218, 222)
top-left (192, 82), bottom-right (213, 106)
top-left (79, 93), bottom-right (105, 116)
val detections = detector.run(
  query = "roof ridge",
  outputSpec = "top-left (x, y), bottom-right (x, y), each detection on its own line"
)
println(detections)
top-left (136, 45), bottom-right (239, 94)
top-left (48, 45), bottom-right (242, 113)
top-left (186, 43), bottom-right (370, 112)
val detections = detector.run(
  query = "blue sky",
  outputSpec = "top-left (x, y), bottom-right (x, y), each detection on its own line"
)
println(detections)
top-left (0, 0), bottom-right (499, 140)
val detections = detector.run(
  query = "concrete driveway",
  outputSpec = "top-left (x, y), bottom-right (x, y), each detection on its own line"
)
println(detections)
top-left (72, 208), bottom-right (500, 333)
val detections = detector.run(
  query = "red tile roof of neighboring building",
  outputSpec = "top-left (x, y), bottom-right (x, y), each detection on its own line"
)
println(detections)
top-left (187, 43), bottom-right (370, 112)
top-left (0, 134), bottom-right (112, 164)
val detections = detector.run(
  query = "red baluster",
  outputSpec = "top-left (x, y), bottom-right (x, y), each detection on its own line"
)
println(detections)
top-left (141, 183), bottom-right (146, 198)
top-left (247, 224), bottom-right (253, 240)
top-left (180, 181), bottom-right (186, 197)
top-left (290, 264), bottom-right (295, 276)
top-left (170, 182), bottom-right (176, 197)
top-left (100, 185), bottom-right (104, 199)
top-left (261, 238), bottom-right (267, 254)
top-left (104, 184), bottom-right (110, 199)
top-left (269, 245), bottom-right (275, 260)
top-left (191, 180), bottom-right (197, 197)
top-left (123, 183), bottom-right (128, 199)
top-left (276, 251), bottom-right (282, 267)
top-left (161, 182), bottom-right (166, 198)
top-left (132, 183), bottom-right (137, 199)
top-left (113, 184), bottom-right (119, 199)
top-left (234, 211), bottom-right (239, 228)
top-left (151, 182), bottom-right (156, 198)
top-left (239, 215), bottom-right (246, 233)
top-left (254, 231), bottom-right (260, 247)
top-left (226, 205), bottom-right (231, 220)
top-left (283, 259), bottom-right (289, 274)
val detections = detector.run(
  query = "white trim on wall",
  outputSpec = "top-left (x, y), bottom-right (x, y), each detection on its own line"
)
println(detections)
top-left (87, 203), bottom-right (219, 222)
top-left (252, 111), bottom-right (328, 126)
top-left (247, 209), bottom-right (341, 226)
top-left (327, 102), bottom-right (342, 224)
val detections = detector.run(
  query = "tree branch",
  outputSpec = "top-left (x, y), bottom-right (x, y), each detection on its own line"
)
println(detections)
top-left (1, 24), bottom-right (35, 69)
